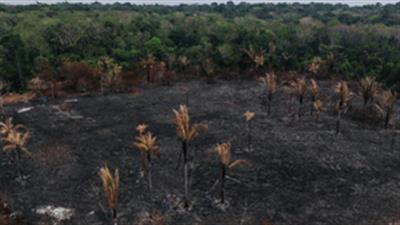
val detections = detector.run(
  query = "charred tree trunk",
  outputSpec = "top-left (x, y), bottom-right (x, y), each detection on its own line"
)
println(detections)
top-left (147, 152), bottom-right (152, 196)
top-left (112, 208), bottom-right (118, 225)
top-left (384, 109), bottom-right (390, 130)
top-left (247, 120), bottom-right (252, 151)
top-left (267, 92), bottom-right (272, 116)
top-left (220, 164), bottom-right (226, 204)
top-left (298, 95), bottom-right (304, 117)
top-left (336, 109), bottom-right (341, 134)
top-left (183, 141), bottom-right (189, 208)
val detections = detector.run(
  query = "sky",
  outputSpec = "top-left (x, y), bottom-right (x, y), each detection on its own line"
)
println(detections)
top-left (0, 0), bottom-right (399, 6)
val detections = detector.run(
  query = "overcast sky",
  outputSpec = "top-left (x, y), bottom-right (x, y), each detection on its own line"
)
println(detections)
top-left (0, 0), bottom-right (398, 6)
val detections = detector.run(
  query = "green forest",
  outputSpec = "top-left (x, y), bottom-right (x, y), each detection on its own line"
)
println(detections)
top-left (1, 2), bottom-right (400, 91)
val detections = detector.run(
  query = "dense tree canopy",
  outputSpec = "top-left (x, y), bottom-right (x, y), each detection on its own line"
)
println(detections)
top-left (0, 2), bottom-right (400, 91)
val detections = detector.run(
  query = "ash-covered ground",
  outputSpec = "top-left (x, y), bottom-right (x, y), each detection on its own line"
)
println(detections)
top-left (1, 79), bottom-right (400, 225)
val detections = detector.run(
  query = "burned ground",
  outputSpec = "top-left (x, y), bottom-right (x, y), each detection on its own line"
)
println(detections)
top-left (1, 79), bottom-right (400, 225)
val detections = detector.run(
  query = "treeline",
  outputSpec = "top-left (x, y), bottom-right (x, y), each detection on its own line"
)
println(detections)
top-left (0, 2), bottom-right (400, 91)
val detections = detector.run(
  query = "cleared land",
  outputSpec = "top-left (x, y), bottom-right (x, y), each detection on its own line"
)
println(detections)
top-left (1, 79), bottom-right (400, 225)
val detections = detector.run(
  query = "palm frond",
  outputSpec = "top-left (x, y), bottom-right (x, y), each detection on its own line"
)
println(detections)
top-left (289, 77), bottom-right (307, 97)
top-left (134, 132), bottom-right (160, 157)
top-left (309, 79), bottom-right (319, 99)
top-left (359, 76), bottom-right (379, 104)
top-left (136, 123), bottom-right (148, 135)
top-left (260, 73), bottom-right (278, 94)
top-left (173, 105), bottom-right (207, 142)
top-left (243, 111), bottom-right (255, 122)
top-left (229, 159), bottom-right (249, 169)
top-left (99, 164), bottom-right (119, 210)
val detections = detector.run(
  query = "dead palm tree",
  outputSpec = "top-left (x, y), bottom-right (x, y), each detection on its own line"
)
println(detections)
top-left (308, 57), bottom-right (322, 77)
top-left (136, 123), bottom-right (148, 135)
top-left (374, 90), bottom-right (397, 129)
top-left (0, 118), bottom-right (30, 158)
top-left (243, 111), bottom-right (255, 151)
top-left (243, 46), bottom-right (264, 75)
top-left (173, 104), bottom-right (207, 208)
top-left (359, 77), bottom-right (379, 106)
top-left (309, 79), bottom-right (319, 115)
top-left (313, 100), bottom-right (323, 122)
top-left (259, 73), bottom-right (278, 115)
top-left (1, 119), bottom-right (30, 178)
top-left (140, 55), bottom-right (157, 83)
top-left (97, 57), bottom-right (122, 94)
top-left (134, 127), bottom-right (160, 195)
top-left (214, 142), bottom-right (247, 204)
top-left (99, 164), bottom-right (120, 225)
top-left (334, 81), bottom-right (354, 134)
top-left (309, 79), bottom-right (319, 102)
top-left (289, 77), bottom-right (307, 117)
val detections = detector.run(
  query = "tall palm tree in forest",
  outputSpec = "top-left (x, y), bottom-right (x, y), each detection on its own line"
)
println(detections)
top-left (173, 105), bottom-right (207, 208)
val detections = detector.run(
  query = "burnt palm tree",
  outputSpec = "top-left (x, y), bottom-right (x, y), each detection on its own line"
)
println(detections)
top-left (289, 77), bottom-right (307, 117)
top-left (0, 118), bottom-right (30, 178)
top-left (97, 57), bottom-right (122, 94)
top-left (309, 79), bottom-right (319, 115)
top-left (99, 164), bottom-right (120, 225)
top-left (334, 81), bottom-right (354, 134)
top-left (375, 90), bottom-right (397, 129)
top-left (313, 99), bottom-right (323, 122)
top-left (214, 143), bottom-right (247, 204)
top-left (134, 126), bottom-right (160, 196)
top-left (243, 111), bottom-right (255, 151)
top-left (259, 73), bottom-right (278, 115)
top-left (243, 46), bottom-right (264, 75)
top-left (173, 105), bottom-right (207, 208)
top-left (359, 77), bottom-right (379, 106)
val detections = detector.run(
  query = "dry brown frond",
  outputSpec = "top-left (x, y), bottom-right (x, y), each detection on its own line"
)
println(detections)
top-left (243, 111), bottom-right (255, 122)
top-left (134, 132), bottom-right (160, 157)
top-left (215, 142), bottom-right (248, 169)
top-left (1, 92), bottom-right (36, 105)
top-left (309, 79), bottom-right (319, 100)
top-left (334, 81), bottom-right (354, 111)
top-left (99, 164), bottom-right (119, 211)
top-left (308, 57), bottom-right (322, 75)
top-left (136, 211), bottom-right (167, 225)
top-left (173, 105), bottom-right (207, 142)
top-left (97, 57), bottom-right (122, 85)
top-left (140, 56), bottom-right (157, 69)
top-left (313, 99), bottom-right (323, 121)
top-left (136, 123), bottom-right (148, 135)
top-left (260, 73), bottom-right (278, 94)
top-left (375, 90), bottom-right (397, 115)
top-left (243, 47), bottom-right (264, 68)
top-left (359, 76), bottom-right (380, 105)
top-left (2, 128), bottom-right (31, 156)
top-left (178, 55), bottom-right (189, 66)
top-left (28, 77), bottom-right (50, 94)
top-left (289, 77), bottom-right (307, 97)
top-left (0, 118), bottom-right (15, 136)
